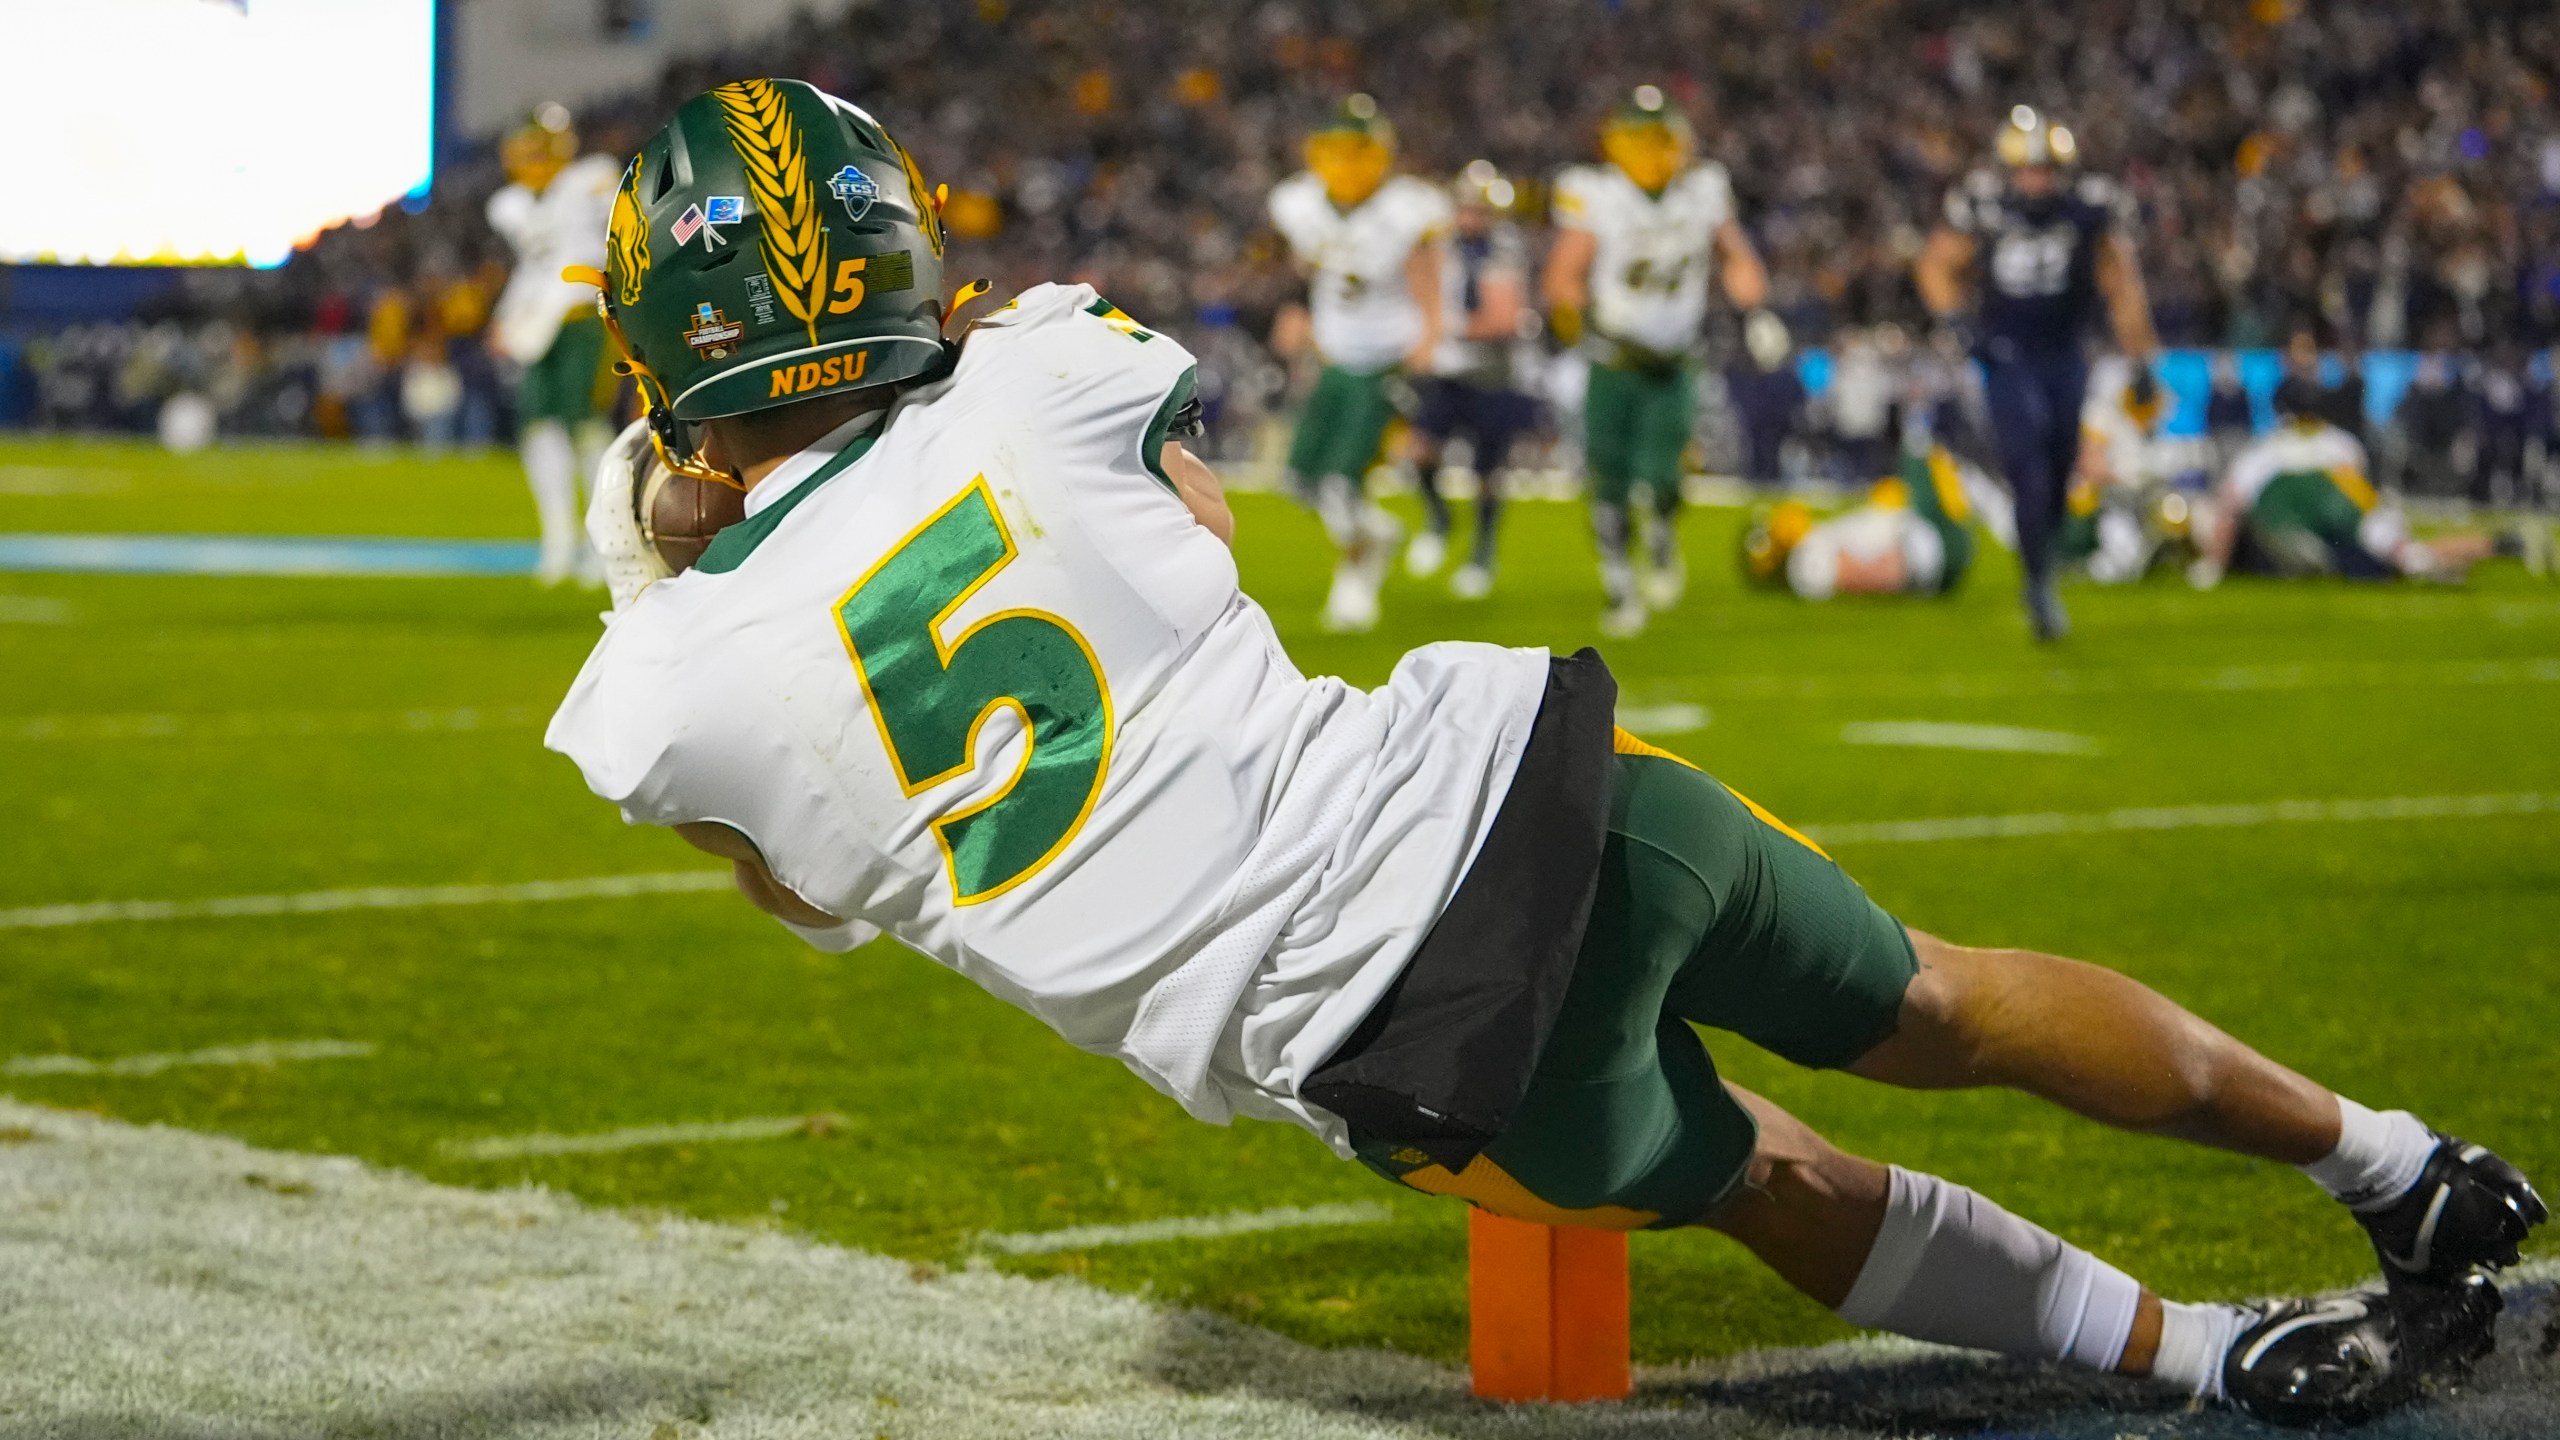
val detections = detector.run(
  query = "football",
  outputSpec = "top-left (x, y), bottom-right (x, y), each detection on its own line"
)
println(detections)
top-left (639, 453), bottom-right (750, 573)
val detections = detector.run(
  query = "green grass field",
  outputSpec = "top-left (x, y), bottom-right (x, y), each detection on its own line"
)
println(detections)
top-left (3, 436), bottom-right (2554, 1370)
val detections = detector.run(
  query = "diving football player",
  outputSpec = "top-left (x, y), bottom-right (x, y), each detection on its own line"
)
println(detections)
top-left (551, 81), bottom-right (2544, 1433)
top-left (1405, 161), bottom-right (1534, 600)
top-left (1741, 447), bottom-right (1978, 601)
top-left (1916, 106), bottom-right (2161, 640)
top-left (1544, 85), bottom-right (1767, 636)
top-left (2190, 379), bottom-right (2545, 587)
top-left (1267, 95), bottom-right (1449, 632)
top-left (487, 103), bottom-right (622, 586)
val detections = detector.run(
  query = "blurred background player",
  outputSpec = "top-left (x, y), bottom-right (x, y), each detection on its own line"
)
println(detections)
top-left (486, 104), bottom-right (620, 586)
top-left (2061, 353), bottom-right (2185, 584)
top-left (1741, 445), bottom-right (1977, 602)
top-left (2190, 378), bottom-right (2546, 588)
top-left (1268, 95), bottom-right (1448, 632)
top-left (1917, 106), bottom-right (2159, 642)
top-left (1405, 161), bottom-right (1533, 600)
top-left (1545, 85), bottom-right (1767, 637)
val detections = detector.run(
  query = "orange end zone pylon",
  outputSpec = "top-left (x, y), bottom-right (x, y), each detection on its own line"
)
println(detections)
top-left (1467, 1210), bottom-right (1631, 1402)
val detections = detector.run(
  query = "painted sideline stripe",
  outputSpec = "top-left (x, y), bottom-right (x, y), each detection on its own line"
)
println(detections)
top-left (4, 1039), bottom-right (373, 1078)
top-left (981, 1202), bottom-right (1398, 1256)
top-left (439, 1114), bottom-right (846, 1162)
top-left (0, 533), bottom-right (538, 577)
top-left (1805, 792), bottom-right (2558, 847)
top-left (0, 871), bottom-right (732, 931)
top-left (1840, 721), bottom-right (2099, 755)
top-left (1693, 656), bottom-right (2560, 703)
top-left (0, 705), bottom-right (543, 743)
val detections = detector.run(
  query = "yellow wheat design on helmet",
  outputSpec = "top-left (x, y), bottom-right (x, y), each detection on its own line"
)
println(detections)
top-left (713, 79), bottom-right (828, 345)
top-left (606, 156), bottom-right (651, 308)
top-left (891, 136), bottom-right (945, 259)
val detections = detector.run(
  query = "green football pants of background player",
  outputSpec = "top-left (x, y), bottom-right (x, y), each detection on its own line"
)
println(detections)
top-left (518, 314), bottom-right (611, 428)
top-left (1287, 364), bottom-right (1400, 491)
top-left (1583, 360), bottom-right (1695, 513)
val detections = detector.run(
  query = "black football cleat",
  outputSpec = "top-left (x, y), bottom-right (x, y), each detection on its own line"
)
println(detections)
top-left (2023, 579), bottom-right (2070, 643)
top-left (2223, 1275), bottom-right (2502, 1430)
top-left (2358, 1135), bottom-right (2548, 1291)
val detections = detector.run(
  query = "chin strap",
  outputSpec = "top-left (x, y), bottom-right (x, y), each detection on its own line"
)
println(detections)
top-left (561, 265), bottom-right (749, 494)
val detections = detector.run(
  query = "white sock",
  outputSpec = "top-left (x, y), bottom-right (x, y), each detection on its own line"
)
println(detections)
top-left (1837, 1166), bottom-right (2143, 1371)
top-left (2150, 1299), bottom-right (2248, 1398)
top-left (522, 421), bottom-right (579, 567)
top-left (2300, 1098), bottom-right (2438, 1211)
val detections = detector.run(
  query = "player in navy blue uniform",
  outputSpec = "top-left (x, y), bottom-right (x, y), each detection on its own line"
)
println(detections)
top-left (1917, 107), bottom-right (2161, 641)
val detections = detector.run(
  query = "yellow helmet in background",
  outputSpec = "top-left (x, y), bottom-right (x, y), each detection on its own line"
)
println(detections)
top-left (1306, 94), bottom-right (1395, 208)
top-left (1740, 500), bottom-right (1816, 587)
top-left (1602, 85), bottom-right (1693, 193)
top-left (502, 101), bottom-right (579, 192)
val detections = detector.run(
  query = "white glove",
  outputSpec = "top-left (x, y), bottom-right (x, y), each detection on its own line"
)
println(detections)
top-left (586, 418), bottom-right (673, 614)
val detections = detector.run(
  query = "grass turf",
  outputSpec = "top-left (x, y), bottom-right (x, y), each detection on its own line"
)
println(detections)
top-left (2, 437), bottom-right (2553, 1367)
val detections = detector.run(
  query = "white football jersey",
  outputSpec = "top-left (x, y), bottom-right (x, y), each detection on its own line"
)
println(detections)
top-left (2225, 424), bottom-right (2368, 508)
top-left (1268, 174), bottom-right (1453, 371)
top-left (486, 153), bottom-right (620, 365)
top-left (1551, 162), bottom-right (1734, 355)
top-left (547, 284), bottom-right (1546, 1150)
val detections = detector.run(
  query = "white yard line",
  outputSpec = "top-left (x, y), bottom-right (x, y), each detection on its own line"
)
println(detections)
top-left (0, 595), bottom-right (72, 624)
top-left (0, 704), bottom-right (542, 742)
top-left (1616, 702), bottom-right (1713, 736)
top-left (1839, 721), bottom-right (2100, 755)
top-left (1689, 656), bottom-right (2560, 704)
top-left (439, 1114), bottom-right (846, 1162)
top-left (4, 1039), bottom-right (373, 1078)
top-left (982, 1202), bottom-right (1397, 1256)
top-left (0, 870), bottom-right (732, 930)
top-left (1805, 792), bottom-right (2557, 847)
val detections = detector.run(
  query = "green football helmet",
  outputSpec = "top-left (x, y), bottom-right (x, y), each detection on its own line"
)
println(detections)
top-left (578, 78), bottom-right (956, 486)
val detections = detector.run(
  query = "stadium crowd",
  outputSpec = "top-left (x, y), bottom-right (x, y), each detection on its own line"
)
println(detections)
top-left (16, 0), bottom-right (2560, 497)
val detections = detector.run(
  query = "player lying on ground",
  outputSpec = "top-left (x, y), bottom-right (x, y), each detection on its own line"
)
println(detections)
top-left (2189, 378), bottom-right (2550, 589)
top-left (1739, 446), bottom-right (1979, 601)
top-left (550, 82), bottom-right (2546, 1431)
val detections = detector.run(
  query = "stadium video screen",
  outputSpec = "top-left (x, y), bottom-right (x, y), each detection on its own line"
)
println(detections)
top-left (0, 0), bottom-right (435, 268)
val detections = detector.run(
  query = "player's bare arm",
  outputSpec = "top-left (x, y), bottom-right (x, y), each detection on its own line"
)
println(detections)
top-left (2094, 232), bottom-right (2159, 363)
top-left (1540, 226), bottom-right (1595, 318)
top-left (1713, 216), bottom-right (1768, 310)
top-left (1463, 266), bottom-right (1525, 341)
top-left (1914, 225), bottom-right (1975, 318)
top-left (673, 821), bottom-right (845, 928)
top-left (1403, 241), bottom-right (1444, 374)
top-left (1161, 440), bottom-right (1232, 546)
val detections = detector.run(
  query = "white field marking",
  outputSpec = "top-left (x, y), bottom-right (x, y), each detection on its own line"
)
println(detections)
top-left (1616, 702), bottom-right (1713, 736)
top-left (981, 1202), bottom-right (1397, 1256)
top-left (439, 1114), bottom-right (848, 1162)
top-left (1803, 791), bottom-right (2558, 847)
top-left (0, 703), bottom-right (541, 743)
top-left (1839, 721), bottom-right (2100, 755)
top-left (1688, 655), bottom-right (2560, 704)
top-left (0, 464), bottom-right (131, 495)
top-left (0, 870), bottom-right (733, 931)
top-left (4, 1039), bottom-right (373, 1079)
top-left (0, 594), bottom-right (72, 624)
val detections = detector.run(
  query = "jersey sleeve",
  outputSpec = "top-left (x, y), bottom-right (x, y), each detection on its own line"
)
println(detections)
top-left (1267, 175), bottom-right (1323, 259)
top-left (1402, 180), bottom-right (1454, 244)
top-left (485, 184), bottom-right (535, 251)
top-left (963, 283), bottom-right (1203, 492)
top-left (2077, 174), bottom-right (2138, 235)
top-left (1550, 166), bottom-right (1601, 233)
top-left (1689, 163), bottom-right (1736, 230)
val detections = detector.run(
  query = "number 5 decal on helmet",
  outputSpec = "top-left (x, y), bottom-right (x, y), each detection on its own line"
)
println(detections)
top-left (836, 478), bottom-right (1113, 905)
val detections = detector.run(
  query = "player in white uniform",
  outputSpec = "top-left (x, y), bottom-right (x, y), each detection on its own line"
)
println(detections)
top-left (1267, 95), bottom-right (1448, 632)
top-left (1740, 445), bottom-right (1980, 601)
top-left (1543, 86), bottom-right (1767, 635)
top-left (2189, 379), bottom-right (2536, 587)
top-left (486, 104), bottom-right (621, 586)
top-left (547, 82), bottom-right (2540, 1433)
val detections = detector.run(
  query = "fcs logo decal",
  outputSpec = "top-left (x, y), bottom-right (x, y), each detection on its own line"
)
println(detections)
top-left (828, 164), bottom-right (880, 221)
top-left (769, 351), bottom-right (869, 397)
